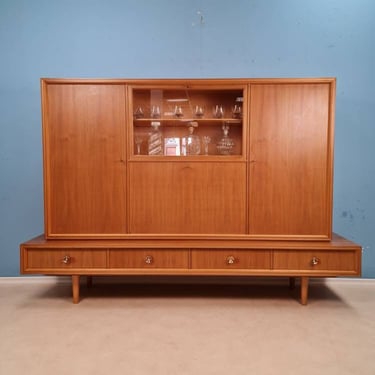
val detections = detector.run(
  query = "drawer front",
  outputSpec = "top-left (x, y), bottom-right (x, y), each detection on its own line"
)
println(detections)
top-left (109, 249), bottom-right (189, 269)
top-left (273, 250), bottom-right (359, 272)
top-left (25, 249), bottom-right (107, 269)
top-left (191, 250), bottom-right (271, 269)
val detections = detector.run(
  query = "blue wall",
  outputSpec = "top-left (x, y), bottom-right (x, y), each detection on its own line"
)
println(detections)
top-left (0, 0), bottom-right (374, 277)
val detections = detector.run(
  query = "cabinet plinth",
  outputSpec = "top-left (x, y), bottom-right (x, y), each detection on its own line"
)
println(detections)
top-left (20, 78), bottom-right (361, 304)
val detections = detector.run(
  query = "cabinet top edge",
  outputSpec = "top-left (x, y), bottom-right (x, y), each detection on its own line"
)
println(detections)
top-left (20, 233), bottom-right (360, 249)
top-left (40, 77), bottom-right (337, 85)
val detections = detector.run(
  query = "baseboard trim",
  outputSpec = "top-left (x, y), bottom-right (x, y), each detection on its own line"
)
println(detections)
top-left (0, 276), bottom-right (72, 285)
top-left (0, 275), bottom-right (372, 286)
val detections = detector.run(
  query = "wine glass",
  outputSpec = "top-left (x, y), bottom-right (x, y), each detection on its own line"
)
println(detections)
top-left (213, 105), bottom-right (224, 118)
top-left (134, 136), bottom-right (143, 155)
top-left (202, 135), bottom-right (211, 155)
top-left (232, 104), bottom-right (242, 119)
top-left (174, 105), bottom-right (184, 118)
top-left (151, 105), bottom-right (161, 118)
top-left (134, 107), bottom-right (144, 119)
top-left (194, 105), bottom-right (204, 118)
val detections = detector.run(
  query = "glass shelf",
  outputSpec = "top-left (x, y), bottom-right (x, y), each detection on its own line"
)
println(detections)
top-left (133, 118), bottom-right (242, 126)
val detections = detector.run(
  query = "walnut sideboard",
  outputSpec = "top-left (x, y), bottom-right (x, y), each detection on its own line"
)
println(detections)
top-left (21, 234), bottom-right (361, 304)
top-left (20, 78), bottom-right (362, 304)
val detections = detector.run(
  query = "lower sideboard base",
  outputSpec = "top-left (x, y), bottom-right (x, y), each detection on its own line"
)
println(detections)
top-left (20, 233), bottom-right (362, 305)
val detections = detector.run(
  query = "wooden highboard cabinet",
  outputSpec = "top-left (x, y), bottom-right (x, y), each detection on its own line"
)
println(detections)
top-left (20, 78), bottom-right (361, 304)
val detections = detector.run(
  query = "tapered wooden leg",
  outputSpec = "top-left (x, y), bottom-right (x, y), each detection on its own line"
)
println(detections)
top-left (289, 277), bottom-right (296, 290)
top-left (300, 276), bottom-right (309, 305)
top-left (72, 275), bottom-right (80, 304)
top-left (87, 276), bottom-right (93, 288)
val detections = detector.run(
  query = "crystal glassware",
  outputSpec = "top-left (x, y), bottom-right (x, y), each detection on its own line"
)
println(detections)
top-left (134, 135), bottom-right (143, 155)
top-left (150, 105), bottom-right (161, 119)
top-left (232, 104), bottom-right (242, 119)
top-left (217, 123), bottom-right (235, 155)
top-left (148, 121), bottom-right (163, 155)
top-left (213, 105), bottom-right (224, 118)
top-left (134, 107), bottom-right (144, 119)
top-left (202, 135), bottom-right (211, 155)
top-left (181, 122), bottom-right (201, 155)
top-left (194, 105), bottom-right (204, 118)
top-left (174, 105), bottom-right (184, 118)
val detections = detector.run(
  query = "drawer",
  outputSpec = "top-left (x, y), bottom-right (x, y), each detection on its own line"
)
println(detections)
top-left (273, 250), bottom-right (359, 272)
top-left (25, 249), bottom-right (107, 269)
top-left (191, 250), bottom-right (271, 269)
top-left (109, 249), bottom-right (189, 269)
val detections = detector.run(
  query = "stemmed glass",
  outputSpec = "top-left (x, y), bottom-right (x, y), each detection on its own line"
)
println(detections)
top-left (195, 105), bottom-right (204, 118)
top-left (174, 106), bottom-right (184, 118)
top-left (213, 105), bottom-right (224, 118)
top-left (134, 136), bottom-right (143, 155)
top-left (202, 135), bottom-right (211, 155)
top-left (151, 105), bottom-right (161, 118)
top-left (134, 107), bottom-right (144, 119)
top-left (232, 104), bottom-right (242, 119)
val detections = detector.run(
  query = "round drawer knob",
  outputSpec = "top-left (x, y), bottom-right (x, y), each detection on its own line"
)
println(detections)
top-left (226, 256), bottom-right (236, 265)
top-left (311, 257), bottom-right (320, 266)
top-left (145, 255), bottom-right (154, 265)
top-left (61, 255), bottom-right (71, 265)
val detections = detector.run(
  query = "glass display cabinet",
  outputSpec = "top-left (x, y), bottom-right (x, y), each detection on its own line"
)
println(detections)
top-left (130, 87), bottom-right (246, 157)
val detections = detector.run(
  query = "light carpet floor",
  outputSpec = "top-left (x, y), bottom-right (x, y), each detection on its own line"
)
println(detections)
top-left (0, 277), bottom-right (374, 375)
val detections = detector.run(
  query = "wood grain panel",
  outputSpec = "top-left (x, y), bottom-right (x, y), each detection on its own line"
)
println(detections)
top-left (43, 83), bottom-right (127, 236)
top-left (273, 250), bottom-right (358, 272)
top-left (191, 250), bottom-right (271, 269)
top-left (249, 83), bottom-right (334, 238)
top-left (129, 162), bottom-right (247, 234)
top-left (26, 249), bottom-right (107, 269)
top-left (109, 249), bottom-right (189, 268)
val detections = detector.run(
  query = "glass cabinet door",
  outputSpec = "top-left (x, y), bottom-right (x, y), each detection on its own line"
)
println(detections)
top-left (130, 86), bottom-right (246, 158)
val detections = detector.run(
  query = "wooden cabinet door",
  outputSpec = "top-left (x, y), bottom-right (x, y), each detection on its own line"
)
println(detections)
top-left (43, 82), bottom-right (127, 237)
top-left (129, 162), bottom-right (247, 235)
top-left (249, 83), bottom-right (334, 239)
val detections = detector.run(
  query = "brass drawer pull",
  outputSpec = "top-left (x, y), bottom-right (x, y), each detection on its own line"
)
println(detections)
top-left (61, 255), bottom-right (71, 265)
top-left (311, 257), bottom-right (320, 266)
top-left (226, 256), bottom-right (237, 265)
top-left (145, 255), bottom-right (154, 265)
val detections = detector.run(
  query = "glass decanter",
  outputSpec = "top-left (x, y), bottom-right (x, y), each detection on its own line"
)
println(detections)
top-left (181, 122), bottom-right (201, 156)
top-left (216, 123), bottom-right (235, 155)
top-left (148, 121), bottom-right (163, 155)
